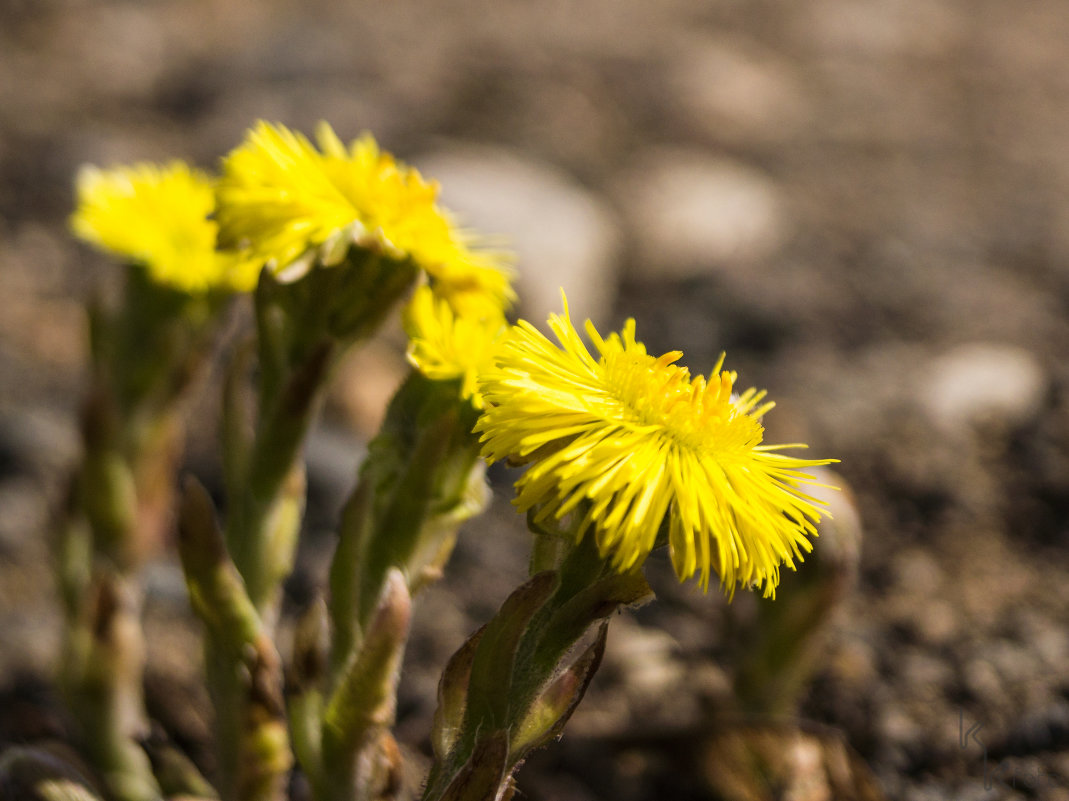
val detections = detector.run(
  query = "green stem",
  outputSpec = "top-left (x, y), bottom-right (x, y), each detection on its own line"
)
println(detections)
top-left (61, 571), bottom-right (161, 801)
top-left (58, 391), bottom-right (182, 801)
top-left (422, 524), bottom-right (651, 801)
top-left (320, 571), bottom-right (410, 801)
top-left (56, 276), bottom-right (227, 801)
top-left (322, 375), bottom-right (486, 801)
top-left (226, 339), bottom-right (334, 616)
top-left (286, 599), bottom-right (328, 791)
top-left (328, 373), bottom-right (482, 683)
top-left (179, 479), bottom-right (291, 801)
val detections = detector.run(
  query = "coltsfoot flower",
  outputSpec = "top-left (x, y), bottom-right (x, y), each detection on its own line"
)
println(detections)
top-left (216, 121), bottom-right (513, 316)
top-left (476, 297), bottom-right (836, 596)
top-left (403, 285), bottom-right (508, 409)
top-left (70, 161), bottom-right (258, 293)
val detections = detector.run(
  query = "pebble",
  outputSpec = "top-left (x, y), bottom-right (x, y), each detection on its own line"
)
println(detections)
top-left (830, 634), bottom-right (879, 686)
top-left (615, 149), bottom-right (788, 280)
top-left (900, 650), bottom-right (953, 702)
top-left (143, 559), bottom-right (193, 609)
top-left (921, 343), bottom-right (1047, 433)
top-left (0, 606), bottom-right (59, 676)
top-left (665, 35), bottom-right (810, 144)
top-left (985, 637), bottom-right (1040, 688)
top-left (305, 421), bottom-right (368, 509)
top-left (913, 599), bottom-right (957, 646)
top-left (891, 548), bottom-right (944, 596)
top-left (328, 338), bottom-right (409, 439)
top-left (879, 707), bottom-right (922, 746)
top-left (416, 146), bottom-right (622, 327)
top-left (962, 657), bottom-right (1003, 702)
top-left (0, 478), bottom-right (49, 551)
top-left (52, 4), bottom-right (171, 101)
top-left (0, 406), bottom-right (79, 477)
top-left (806, 466), bottom-right (862, 582)
top-left (604, 617), bottom-right (683, 698)
top-left (790, 0), bottom-right (964, 60)
top-left (994, 701), bottom-right (1069, 759)
top-left (1032, 626), bottom-right (1069, 672)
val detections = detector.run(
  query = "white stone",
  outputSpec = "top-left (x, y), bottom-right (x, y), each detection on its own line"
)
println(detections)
top-left (605, 617), bottom-right (684, 698)
top-left (666, 35), bottom-right (810, 143)
top-left (616, 149), bottom-right (789, 279)
top-left (416, 146), bottom-right (622, 327)
top-left (922, 343), bottom-right (1047, 431)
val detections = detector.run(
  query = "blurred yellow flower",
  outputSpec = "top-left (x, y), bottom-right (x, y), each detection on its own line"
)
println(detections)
top-left (216, 121), bottom-right (513, 315)
top-left (476, 297), bottom-right (836, 596)
top-left (404, 285), bottom-right (508, 409)
top-left (70, 161), bottom-right (258, 293)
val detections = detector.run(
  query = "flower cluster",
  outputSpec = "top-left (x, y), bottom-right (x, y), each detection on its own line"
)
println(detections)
top-left (215, 121), bottom-right (513, 317)
top-left (68, 120), bottom-right (833, 600)
top-left (476, 298), bottom-right (835, 595)
top-left (55, 117), bottom-right (843, 801)
top-left (70, 161), bottom-right (258, 293)
top-left (403, 285), bottom-right (508, 410)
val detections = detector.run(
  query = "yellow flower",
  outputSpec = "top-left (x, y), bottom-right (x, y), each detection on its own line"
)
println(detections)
top-left (216, 121), bottom-right (513, 315)
top-left (404, 285), bottom-right (507, 409)
top-left (70, 161), bottom-right (258, 293)
top-left (475, 297), bottom-right (836, 596)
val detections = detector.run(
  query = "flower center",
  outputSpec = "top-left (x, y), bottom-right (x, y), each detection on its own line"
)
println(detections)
top-left (599, 350), bottom-right (764, 457)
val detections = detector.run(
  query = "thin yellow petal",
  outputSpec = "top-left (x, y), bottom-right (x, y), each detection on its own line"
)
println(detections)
top-left (216, 121), bottom-right (514, 313)
top-left (475, 294), bottom-right (837, 596)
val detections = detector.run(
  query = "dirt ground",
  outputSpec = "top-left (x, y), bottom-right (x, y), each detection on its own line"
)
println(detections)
top-left (1, 1), bottom-right (1068, 800)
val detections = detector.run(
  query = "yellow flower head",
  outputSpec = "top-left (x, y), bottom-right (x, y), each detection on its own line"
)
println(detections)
top-left (404, 284), bottom-right (508, 410)
top-left (216, 121), bottom-right (513, 315)
top-left (70, 161), bottom-right (258, 293)
top-left (476, 296), bottom-right (836, 596)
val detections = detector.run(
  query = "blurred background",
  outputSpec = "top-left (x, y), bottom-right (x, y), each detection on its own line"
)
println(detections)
top-left (1, 1), bottom-right (1068, 799)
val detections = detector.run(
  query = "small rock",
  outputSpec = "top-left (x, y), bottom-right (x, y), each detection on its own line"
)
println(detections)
top-left (790, 0), bottom-right (964, 60)
top-left (831, 635), bottom-right (879, 686)
top-left (143, 559), bottom-right (192, 609)
top-left (305, 422), bottom-right (368, 512)
top-left (991, 700), bottom-right (1069, 759)
top-left (1032, 625), bottom-right (1069, 672)
top-left (329, 338), bottom-right (409, 439)
top-left (605, 617), bottom-right (683, 699)
top-left (702, 725), bottom-right (885, 801)
top-left (921, 343), bottom-right (1047, 433)
top-left (878, 707), bottom-right (921, 749)
top-left (891, 548), bottom-right (944, 596)
top-left (0, 478), bottom-right (49, 551)
top-left (900, 651), bottom-right (953, 702)
top-left (985, 637), bottom-right (1040, 688)
top-left (0, 407), bottom-right (79, 478)
top-left (416, 146), bottom-right (622, 326)
top-left (806, 466), bottom-right (863, 586)
top-left (913, 599), bottom-right (956, 646)
top-left (665, 35), bottom-right (810, 143)
top-left (616, 149), bottom-right (788, 280)
top-left (962, 657), bottom-right (1002, 702)
top-left (53, 5), bottom-right (171, 101)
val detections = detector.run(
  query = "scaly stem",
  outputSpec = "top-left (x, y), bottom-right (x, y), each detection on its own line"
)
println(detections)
top-left (61, 571), bottom-right (160, 801)
top-left (56, 275), bottom-right (226, 801)
top-left (422, 529), bottom-right (651, 801)
top-left (179, 479), bottom-right (292, 801)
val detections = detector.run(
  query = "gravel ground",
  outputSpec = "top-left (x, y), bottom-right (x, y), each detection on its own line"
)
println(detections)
top-left (2, 2), bottom-right (1068, 799)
